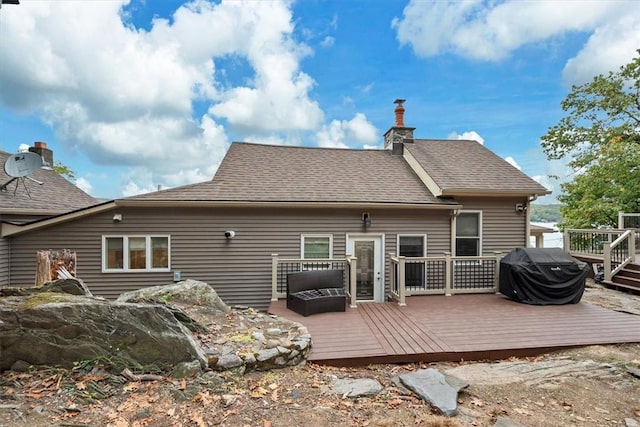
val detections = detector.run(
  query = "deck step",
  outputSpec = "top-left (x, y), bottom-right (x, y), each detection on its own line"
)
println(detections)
top-left (602, 279), bottom-right (640, 295)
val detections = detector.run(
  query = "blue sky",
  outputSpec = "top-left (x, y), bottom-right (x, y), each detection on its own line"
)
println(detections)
top-left (1, 0), bottom-right (639, 202)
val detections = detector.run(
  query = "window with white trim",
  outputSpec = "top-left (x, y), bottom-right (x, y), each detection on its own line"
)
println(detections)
top-left (300, 234), bottom-right (333, 259)
top-left (300, 234), bottom-right (333, 270)
top-left (455, 212), bottom-right (482, 256)
top-left (398, 234), bottom-right (427, 288)
top-left (103, 236), bottom-right (170, 272)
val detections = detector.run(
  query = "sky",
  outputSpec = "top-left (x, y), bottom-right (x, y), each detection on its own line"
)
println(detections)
top-left (1, 0), bottom-right (639, 203)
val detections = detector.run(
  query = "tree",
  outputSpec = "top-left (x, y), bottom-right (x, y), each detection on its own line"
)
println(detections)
top-left (53, 161), bottom-right (76, 181)
top-left (541, 51), bottom-right (640, 229)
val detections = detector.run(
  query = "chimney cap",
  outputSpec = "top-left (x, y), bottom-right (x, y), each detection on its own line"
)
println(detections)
top-left (34, 141), bottom-right (47, 148)
top-left (394, 98), bottom-right (406, 105)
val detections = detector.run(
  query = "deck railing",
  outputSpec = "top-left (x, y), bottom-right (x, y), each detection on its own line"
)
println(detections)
top-left (270, 254), bottom-right (357, 307)
top-left (565, 228), bottom-right (637, 282)
top-left (390, 252), bottom-right (502, 305)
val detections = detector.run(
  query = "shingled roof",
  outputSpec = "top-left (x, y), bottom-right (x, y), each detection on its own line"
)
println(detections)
top-left (0, 150), bottom-right (97, 216)
top-left (404, 139), bottom-right (550, 197)
top-left (129, 142), bottom-right (454, 206)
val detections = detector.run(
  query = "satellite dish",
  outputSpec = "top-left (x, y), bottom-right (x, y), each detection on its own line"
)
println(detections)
top-left (4, 151), bottom-right (44, 177)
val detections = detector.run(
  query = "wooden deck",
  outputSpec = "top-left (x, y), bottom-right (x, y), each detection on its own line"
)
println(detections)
top-left (268, 295), bottom-right (640, 365)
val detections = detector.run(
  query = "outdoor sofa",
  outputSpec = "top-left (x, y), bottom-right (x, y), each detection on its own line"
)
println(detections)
top-left (286, 269), bottom-right (347, 316)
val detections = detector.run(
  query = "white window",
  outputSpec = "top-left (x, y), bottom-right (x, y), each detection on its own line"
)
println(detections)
top-left (301, 234), bottom-right (333, 259)
top-left (103, 235), bottom-right (170, 272)
top-left (300, 234), bottom-right (333, 270)
top-left (455, 212), bottom-right (482, 256)
top-left (397, 234), bottom-right (427, 288)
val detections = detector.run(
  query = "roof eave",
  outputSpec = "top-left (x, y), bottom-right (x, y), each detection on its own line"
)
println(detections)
top-left (440, 189), bottom-right (551, 197)
top-left (1, 201), bottom-right (117, 237)
top-left (115, 199), bottom-right (462, 210)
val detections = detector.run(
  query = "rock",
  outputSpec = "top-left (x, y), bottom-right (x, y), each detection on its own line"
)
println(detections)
top-left (0, 293), bottom-right (207, 371)
top-left (493, 416), bottom-right (529, 427)
top-left (41, 278), bottom-right (93, 296)
top-left (445, 359), bottom-right (616, 386)
top-left (171, 360), bottom-right (203, 378)
top-left (627, 367), bottom-right (640, 379)
top-left (222, 394), bottom-right (237, 407)
top-left (252, 331), bottom-right (265, 342)
top-left (117, 279), bottom-right (230, 313)
top-left (10, 360), bottom-right (31, 372)
top-left (399, 368), bottom-right (464, 417)
top-left (332, 378), bottom-right (383, 397)
top-left (216, 354), bottom-right (243, 370)
top-left (626, 418), bottom-right (640, 427)
top-left (266, 328), bottom-right (282, 336)
top-left (256, 348), bottom-right (280, 362)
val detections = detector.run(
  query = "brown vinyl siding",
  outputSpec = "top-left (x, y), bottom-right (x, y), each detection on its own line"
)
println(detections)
top-left (455, 197), bottom-right (528, 254)
top-left (0, 236), bottom-right (8, 286)
top-left (7, 206), bottom-right (453, 309)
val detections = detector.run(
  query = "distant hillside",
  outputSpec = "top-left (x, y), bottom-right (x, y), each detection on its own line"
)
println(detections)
top-left (530, 204), bottom-right (562, 223)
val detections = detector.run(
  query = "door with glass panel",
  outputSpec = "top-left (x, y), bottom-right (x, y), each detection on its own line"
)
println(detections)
top-left (346, 235), bottom-right (383, 302)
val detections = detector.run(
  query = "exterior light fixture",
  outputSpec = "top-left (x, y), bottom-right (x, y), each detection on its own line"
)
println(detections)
top-left (515, 204), bottom-right (527, 214)
top-left (362, 212), bottom-right (371, 228)
top-left (112, 213), bottom-right (122, 222)
top-left (224, 230), bottom-right (236, 239)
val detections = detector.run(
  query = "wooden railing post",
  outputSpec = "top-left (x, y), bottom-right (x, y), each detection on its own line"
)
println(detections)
top-left (494, 251), bottom-right (502, 293)
top-left (563, 229), bottom-right (570, 252)
top-left (398, 256), bottom-right (406, 306)
top-left (444, 251), bottom-right (452, 296)
top-left (630, 232), bottom-right (636, 263)
top-left (271, 254), bottom-right (279, 301)
top-left (350, 256), bottom-right (358, 308)
top-left (619, 211), bottom-right (624, 229)
top-left (603, 243), bottom-right (612, 282)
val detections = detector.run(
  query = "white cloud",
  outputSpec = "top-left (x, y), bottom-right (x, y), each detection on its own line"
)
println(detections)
top-left (504, 156), bottom-right (521, 170)
top-left (448, 131), bottom-right (485, 145)
top-left (320, 36), bottom-right (335, 48)
top-left (75, 177), bottom-right (93, 194)
top-left (315, 113), bottom-right (378, 148)
top-left (0, 0), bottom-right (330, 196)
top-left (392, 0), bottom-right (639, 83)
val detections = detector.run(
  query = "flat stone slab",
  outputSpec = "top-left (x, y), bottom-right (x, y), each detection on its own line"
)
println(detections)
top-left (399, 368), bottom-right (467, 417)
top-left (332, 378), bottom-right (383, 397)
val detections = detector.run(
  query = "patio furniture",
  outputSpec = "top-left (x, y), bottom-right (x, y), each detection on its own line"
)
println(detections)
top-left (287, 269), bottom-right (347, 316)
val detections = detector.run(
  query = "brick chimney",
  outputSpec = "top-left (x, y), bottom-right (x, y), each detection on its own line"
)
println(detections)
top-left (29, 141), bottom-right (53, 168)
top-left (383, 99), bottom-right (415, 154)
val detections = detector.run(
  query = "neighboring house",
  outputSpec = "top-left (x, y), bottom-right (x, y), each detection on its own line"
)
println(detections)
top-left (0, 142), bottom-right (97, 286)
top-left (1, 102), bottom-right (549, 308)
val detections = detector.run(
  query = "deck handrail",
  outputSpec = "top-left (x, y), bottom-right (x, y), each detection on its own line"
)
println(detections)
top-left (389, 252), bottom-right (501, 305)
top-left (603, 229), bottom-right (636, 281)
top-left (270, 254), bottom-right (354, 302)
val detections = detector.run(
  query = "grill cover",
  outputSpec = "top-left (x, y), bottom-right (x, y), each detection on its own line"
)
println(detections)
top-left (499, 248), bottom-right (589, 305)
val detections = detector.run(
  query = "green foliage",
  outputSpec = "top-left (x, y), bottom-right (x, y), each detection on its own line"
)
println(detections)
top-left (541, 51), bottom-right (640, 228)
top-left (529, 204), bottom-right (563, 223)
top-left (53, 161), bottom-right (76, 181)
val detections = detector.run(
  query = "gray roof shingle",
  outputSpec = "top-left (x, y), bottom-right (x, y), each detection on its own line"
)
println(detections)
top-left (0, 150), bottom-right (97, 215)
top-left (405, 139), bottom-right (549, 196)
top-left (129, 142), bottom-right (451, 205)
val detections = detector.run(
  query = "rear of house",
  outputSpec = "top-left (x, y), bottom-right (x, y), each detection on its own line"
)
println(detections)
top-left (1, 103), bottom-right (549, 309)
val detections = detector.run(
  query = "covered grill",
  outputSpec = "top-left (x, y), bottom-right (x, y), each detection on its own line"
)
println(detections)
top-left (499, 248), bottom-right (589, 305)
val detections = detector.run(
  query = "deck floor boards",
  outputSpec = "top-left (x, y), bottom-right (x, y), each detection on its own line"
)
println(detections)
top-left (268, 294), bottom-right (640, 365)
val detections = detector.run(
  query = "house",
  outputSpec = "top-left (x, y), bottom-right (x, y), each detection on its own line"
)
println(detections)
top-left (0, 142), bottom-right (97, 286)
top-left (1, 101), bottom-right (549, 308)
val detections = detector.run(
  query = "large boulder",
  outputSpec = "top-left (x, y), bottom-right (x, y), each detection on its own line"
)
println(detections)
top-left (117, 279), bottom-right (230, 313)
top-left (0, 292), bottom-right (208, 372)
